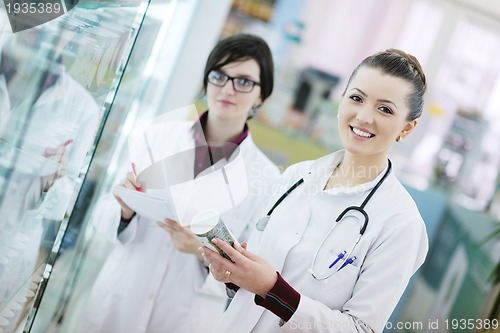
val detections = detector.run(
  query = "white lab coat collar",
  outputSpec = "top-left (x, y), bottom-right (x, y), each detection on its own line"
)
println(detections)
top-left (304, 150), bottom-right (391, 196)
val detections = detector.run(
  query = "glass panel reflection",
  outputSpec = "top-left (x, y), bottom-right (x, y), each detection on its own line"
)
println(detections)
top-left (0, 0), bottom-right (150, 331)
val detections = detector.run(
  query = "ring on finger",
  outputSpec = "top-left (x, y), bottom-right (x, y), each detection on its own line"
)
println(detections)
top-left (224, 270), bottom-right (232, 279)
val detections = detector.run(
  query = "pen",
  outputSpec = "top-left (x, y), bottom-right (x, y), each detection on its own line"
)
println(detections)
top-left (328, 250), bottom-right (347, 269)
top-left (338, 256), bottom-right (357, 271)
top-left (131, 162), bottom-right (142, 192)
top-left (131, 162), bottom-right (138, 178)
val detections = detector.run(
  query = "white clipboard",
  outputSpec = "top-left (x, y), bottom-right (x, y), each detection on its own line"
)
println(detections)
top-left (113, 186), bottom-right (177, 222)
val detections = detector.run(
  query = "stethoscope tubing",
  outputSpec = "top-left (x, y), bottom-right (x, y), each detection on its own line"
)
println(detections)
top-left (257, 160), bottom-right (393, 280)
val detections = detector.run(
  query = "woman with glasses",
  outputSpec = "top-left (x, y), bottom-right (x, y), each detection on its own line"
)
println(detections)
top-left (203, 49), bottom-right (429, 332)
top-left (76, 34), bottom-right (280, 333)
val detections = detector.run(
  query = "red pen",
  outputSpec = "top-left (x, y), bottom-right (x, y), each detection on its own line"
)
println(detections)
top-left (131, 162), bottom-right (142, 192)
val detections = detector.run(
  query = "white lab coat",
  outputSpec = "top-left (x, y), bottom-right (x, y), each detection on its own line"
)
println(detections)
top-left (214, 150), bottom-right (428, 333)
top-left (76, 121), bottom-right (280, 333)
top-left (0, 56), bottom-right (100, 332)
top-left (0, 61), bottom-right (100, 179)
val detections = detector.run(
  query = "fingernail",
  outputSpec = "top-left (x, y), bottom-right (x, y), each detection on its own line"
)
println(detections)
top-left (198, 247), bottom-right (203, 251)
top-left (212, 239), bottom-right (219, 244)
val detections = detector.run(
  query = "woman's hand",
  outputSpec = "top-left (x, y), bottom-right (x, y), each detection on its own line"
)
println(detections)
top-left (158, 219), bottom-right (204, 262)
top-left (112, 172), bottom-right (142, 220)
top-left (42, 143), bottom-right (69, 191)
top-left (201, 238), bottom-right (278, 298)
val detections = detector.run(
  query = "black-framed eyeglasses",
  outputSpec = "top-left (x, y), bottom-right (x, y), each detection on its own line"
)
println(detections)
top-left (207, 70), bottom-right (260, 93)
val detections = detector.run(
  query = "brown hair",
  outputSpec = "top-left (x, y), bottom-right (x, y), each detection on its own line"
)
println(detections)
top-left (203, 34), bottom-right (274, 103)
top-left (344, 49), bottom-right (427, 120)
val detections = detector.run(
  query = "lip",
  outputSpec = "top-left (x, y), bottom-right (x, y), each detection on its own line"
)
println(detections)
top-left (350, 125), bottom-right (375, 140)
top-left (217, 99), bottom-right (236, 106)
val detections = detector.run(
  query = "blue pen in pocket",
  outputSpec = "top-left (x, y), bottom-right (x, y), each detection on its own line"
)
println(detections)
top-left (328, 250), bottom-right (347, 269)
top-left (338, 256), bottom-right (357, 271)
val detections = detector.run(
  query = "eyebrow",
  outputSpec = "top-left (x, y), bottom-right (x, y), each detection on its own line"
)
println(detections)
top-left (217, 69), bottom-right (258, 81)
top-left (350, 88), bottom-right (398, 109)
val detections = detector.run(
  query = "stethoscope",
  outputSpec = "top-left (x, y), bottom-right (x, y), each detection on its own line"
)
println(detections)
top-left (256, 160), bottom-right (392, 280)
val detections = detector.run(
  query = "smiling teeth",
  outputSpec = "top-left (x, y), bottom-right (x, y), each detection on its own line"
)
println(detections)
top-left (352, 127), bottom-right (374, 138)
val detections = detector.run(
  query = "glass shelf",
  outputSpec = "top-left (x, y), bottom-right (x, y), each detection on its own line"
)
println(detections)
top-left (0, 0), bottom-right (150, 331)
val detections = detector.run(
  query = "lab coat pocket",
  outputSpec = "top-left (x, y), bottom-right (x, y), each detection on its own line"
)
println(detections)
top-left (333, 263), bottom-right (360, 305)
top-left (335, 262), bottom-right (361, 281)
top-left (312, 263), bottom-right (361, 310)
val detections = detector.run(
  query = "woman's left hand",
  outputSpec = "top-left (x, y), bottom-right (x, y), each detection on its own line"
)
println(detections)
top-left (42, 144), bottom-right (69, 191)
top-left (158, 219), bottom-right (204, 262)
top-left (201, 238), bottom-right (278, 298)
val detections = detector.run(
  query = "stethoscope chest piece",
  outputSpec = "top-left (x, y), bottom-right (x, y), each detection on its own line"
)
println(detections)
top-left (256, 215), bottom-right (270, 231)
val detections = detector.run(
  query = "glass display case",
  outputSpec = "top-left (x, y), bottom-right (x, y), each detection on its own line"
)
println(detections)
top-left (0, 0), bottom-right (151, 331)
top-left (6, 1), bottom-right (236, 331)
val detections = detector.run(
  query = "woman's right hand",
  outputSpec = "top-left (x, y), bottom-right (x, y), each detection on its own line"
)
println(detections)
top-left (202, 239), bottom-right (278, 298)
top-left (112, 172), bottom-right (143, 220)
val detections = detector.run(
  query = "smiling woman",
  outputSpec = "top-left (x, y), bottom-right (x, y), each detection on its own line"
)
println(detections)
top-left (202, 49), bottom-right (430, 333)
top-left (337, 67), bottom-right (417, 172)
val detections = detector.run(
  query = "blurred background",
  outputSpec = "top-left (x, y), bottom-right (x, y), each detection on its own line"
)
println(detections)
top-left (0, 0), bottom-right (499, 332)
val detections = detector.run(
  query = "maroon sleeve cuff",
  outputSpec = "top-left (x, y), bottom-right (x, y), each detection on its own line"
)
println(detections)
top-left (254, 272), bottom-right (300, 322)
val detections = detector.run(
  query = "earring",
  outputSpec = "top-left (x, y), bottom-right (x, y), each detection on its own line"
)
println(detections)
top-left (248, 105), bottom-right (258, 118)
top-left (396, 135), bottom-right (403, 142)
